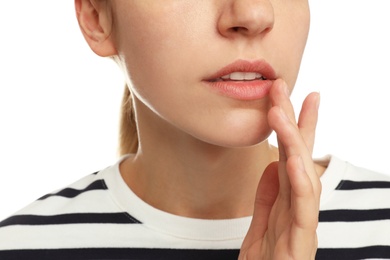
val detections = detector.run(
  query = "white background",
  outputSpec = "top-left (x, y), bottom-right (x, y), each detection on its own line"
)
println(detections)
top-left (1, 1), bottom-right (389, 220)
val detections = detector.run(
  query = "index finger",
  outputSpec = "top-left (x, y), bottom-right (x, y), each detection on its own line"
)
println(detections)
top-left (298, 92), bottom-right (320, 154)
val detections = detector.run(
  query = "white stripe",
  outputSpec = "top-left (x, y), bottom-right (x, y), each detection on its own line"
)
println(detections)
top-left (320, 189), bottom-right (390, 210)
top-left (46, 173), bottom-right (102, 191)
top-left (12, 191), bottom-right (120, 216)
top-left (0, 224), bottom-right (242, 250)
top-left (345, 164), bottom-right (390, 182)
top-left (318, 220), bottom-right (390, 248)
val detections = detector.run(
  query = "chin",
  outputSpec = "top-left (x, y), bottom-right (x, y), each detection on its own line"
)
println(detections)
top-left (198, 126), bottom-right (273, 149)
top-left (184, 106), bottom-right (273, 148)
top-left (220, 113), bottom-right (273, 147)
top-left (228, 131), bottom-right (272, 148)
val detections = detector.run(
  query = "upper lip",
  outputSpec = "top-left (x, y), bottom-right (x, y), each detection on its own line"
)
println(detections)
top-left (204, 59), bottom-right (276, 82)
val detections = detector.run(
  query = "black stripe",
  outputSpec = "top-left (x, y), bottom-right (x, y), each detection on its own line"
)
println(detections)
top-left (316, 246), bottom-right (390, 260)
top-left (336, 180), bottom-right (390, 190)
top-left (319, 209), bottom-right (390, 222)
top-left (2, 247), bottom-right (390, 260)
top-left (38, 180), bottom-right (107, 200)
top-left (0, 212), bottom-right (141, 227)
top-left (0, 248), bottom-right (240, 260)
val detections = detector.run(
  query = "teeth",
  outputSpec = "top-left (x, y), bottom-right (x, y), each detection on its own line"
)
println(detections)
top-left (221, 72), bottom-right (264, 81)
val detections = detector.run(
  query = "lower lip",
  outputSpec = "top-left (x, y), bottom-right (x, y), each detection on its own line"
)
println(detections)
top-left (203, 80), bottom-right (274, 101)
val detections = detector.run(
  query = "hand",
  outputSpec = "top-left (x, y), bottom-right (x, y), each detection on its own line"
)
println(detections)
top-left (239, 79), bottom-right (321, 259)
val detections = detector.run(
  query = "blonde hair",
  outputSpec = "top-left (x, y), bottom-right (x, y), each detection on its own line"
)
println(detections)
top-left (96, 1), bottom-right (137, 155)
top-left (119, 85), bottom-right (138, 155)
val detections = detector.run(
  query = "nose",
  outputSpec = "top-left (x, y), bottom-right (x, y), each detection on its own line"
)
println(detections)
top-left (218, 0), bottom-right (275, 38)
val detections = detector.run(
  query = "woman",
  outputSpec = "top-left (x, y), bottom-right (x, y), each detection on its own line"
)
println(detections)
top-left (1, 1), bottom-right (390, 259)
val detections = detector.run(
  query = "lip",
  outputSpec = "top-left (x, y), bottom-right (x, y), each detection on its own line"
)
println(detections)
top-left (203, 59), bottom-right (276, 101)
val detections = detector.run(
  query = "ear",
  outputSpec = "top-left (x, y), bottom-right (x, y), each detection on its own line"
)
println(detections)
top-left (75, 0), bottom-right (117, 57)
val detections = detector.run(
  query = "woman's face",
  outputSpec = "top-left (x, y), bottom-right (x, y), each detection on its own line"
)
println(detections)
top-left (110, 0), bottom-right (310, 147)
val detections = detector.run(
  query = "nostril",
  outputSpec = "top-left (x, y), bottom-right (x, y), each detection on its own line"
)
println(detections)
top-left (231, 26), bottom-right (247, 33)
top-left (218, 3), bottom-right (275, 39)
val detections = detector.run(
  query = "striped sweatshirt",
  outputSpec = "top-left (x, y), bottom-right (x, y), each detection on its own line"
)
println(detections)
top-left (1, 155), bottom-right (390, 259)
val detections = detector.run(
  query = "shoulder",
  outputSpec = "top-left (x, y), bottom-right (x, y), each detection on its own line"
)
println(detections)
top-left (317, 155), bottom-right (390, 259)
top-left (1, 170), bottom-right (107, 219)
top-left (321, 155), bottom-right (390, 194)
top-left (0, 155), bottom-right (133, 221)
top-left (0, 159), bottom-right (141, 254)
top-left (320, 155), bottom-right (390, 212)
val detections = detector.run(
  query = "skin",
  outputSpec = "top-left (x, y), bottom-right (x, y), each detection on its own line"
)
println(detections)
top-left (76, 0), bottom-right (323, 258)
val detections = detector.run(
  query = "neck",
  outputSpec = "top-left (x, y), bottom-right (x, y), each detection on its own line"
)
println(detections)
top-left (120, 102), bottom-right (278, 219)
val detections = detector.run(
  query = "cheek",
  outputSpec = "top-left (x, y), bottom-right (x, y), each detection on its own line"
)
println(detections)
top-left (271, 7), bottom-right (310, 87)
top-left (114, 4), bottom-right (217, 121)
top-left (114, 3), bottom-right (207, 100)
top-left (115, 2), bottom-right (209, 67)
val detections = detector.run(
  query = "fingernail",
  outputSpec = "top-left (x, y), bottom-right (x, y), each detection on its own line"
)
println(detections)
top-left (282, 81), bottom-right (290, 97)
top-left (316, 92), bottom-right (321, 111)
